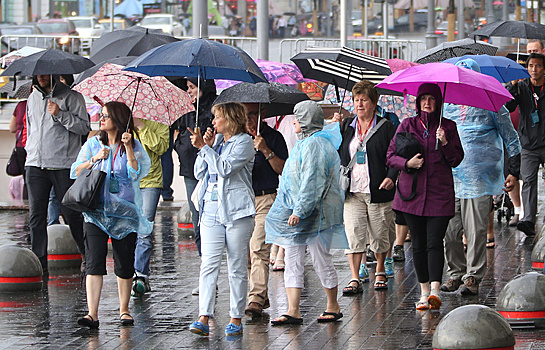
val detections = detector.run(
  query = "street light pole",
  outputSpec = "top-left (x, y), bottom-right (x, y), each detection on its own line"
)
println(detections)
top-left (425, 0), bottom-right (437, 48)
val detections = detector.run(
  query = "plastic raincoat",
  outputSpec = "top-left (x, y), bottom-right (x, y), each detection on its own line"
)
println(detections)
top-left (443, 58), bottom-right (521, 199)
top-left (70, 135), bottom-right (153, 240)
top-left (265, 101), bottom-right (348, 250)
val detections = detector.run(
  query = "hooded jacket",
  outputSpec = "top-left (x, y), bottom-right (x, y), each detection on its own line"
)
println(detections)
top-left (386, 83), bottom-right (464, 217)
top-left (26, 75), bottom-right (90, 169)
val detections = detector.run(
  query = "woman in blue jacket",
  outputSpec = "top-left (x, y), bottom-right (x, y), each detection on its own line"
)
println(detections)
top-left (187, 102), bottom-right (256, 338)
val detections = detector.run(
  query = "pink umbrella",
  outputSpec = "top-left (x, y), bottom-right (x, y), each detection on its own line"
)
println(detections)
top-left (376, 62), bottom-right (513, 112)
top-left (386, 58), bottom-right (420, 73)
top-left (74, 63), bottom-right (194, 126)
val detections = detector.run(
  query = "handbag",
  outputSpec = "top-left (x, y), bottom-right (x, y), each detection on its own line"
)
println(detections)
top-left (62, 161), bottom-right (106, 212)
top-left (339, 118), bottom-right (387, 192)
top-left (6, 126), bottom-right (26, 177)
top-left (395, 132), bottom-right (423, 201)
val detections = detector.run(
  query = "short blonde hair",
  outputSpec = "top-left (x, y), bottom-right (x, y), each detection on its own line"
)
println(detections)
top-left (211, 102), bottom-right (248, 136)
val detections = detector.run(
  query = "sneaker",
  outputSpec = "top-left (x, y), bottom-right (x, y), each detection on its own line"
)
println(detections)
top-left (509, 214), bottom-right (519, 227)
top-left (366, 246), bottom-right (376, 263)
top-left (189, 321), bottom-right (209, 336)
top-left (517, 220), bottom-right (536, 236)
top-left (358, 263), bottom-right (370, 282)
top-left (225, 322), bottom-right (243, 336)
top-left (460, 276), bottom-right (479, 296)
top-left (392, 245), bottom-right (405, 262)
top-left (131, 276), bottom-right (151, 297)
top-left (440, 278), bottom-right (462, 292)
top-left (384, 257), bottom-right (394, 277)
top-left (192, 286), bottom-right (199, 295)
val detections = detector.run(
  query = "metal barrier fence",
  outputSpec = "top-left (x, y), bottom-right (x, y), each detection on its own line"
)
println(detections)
top-left (0, 34), bottom-right (85, 56)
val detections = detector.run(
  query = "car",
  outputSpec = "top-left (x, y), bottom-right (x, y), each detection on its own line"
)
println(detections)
top-left (352, 16), bottom-right (384, 35)
top-left (391, 12), bottom-right (428, 33)
top-left (138, 14), bottom-right (186, 37)
top-left (0, 25), bottom-right (52, 51)
top-left (36, 18), bottom-right (81, 54)
top-left (434, 20), bottom-right (472, 37)
top-left (67, 16), bottom-right (104, 51)
top-left (98, 18), bottom-right (131, 31)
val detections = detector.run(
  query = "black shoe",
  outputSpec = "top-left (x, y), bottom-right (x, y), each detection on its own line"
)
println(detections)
top-left (517, 220), bottom-right (536, 236)
top-left (78, 315), bottom-right (99, 329)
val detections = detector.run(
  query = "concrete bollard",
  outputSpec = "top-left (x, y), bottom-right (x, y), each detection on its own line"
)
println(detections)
top-left (177, 200), bottom-right (194, 234)
top-left (0, 245), bottom-right (43, 292)
top-left (531, 229), bottom-right (545, 270)
top-left (497, 272), bottom-right (545, 328)
top-left (47, 224), bottom-right (82, 269)
top-left (432, 304), bottom-right (515, 350)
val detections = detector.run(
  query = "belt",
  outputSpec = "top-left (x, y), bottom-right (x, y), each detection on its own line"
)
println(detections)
top-left (254, 189), bottom-right (277, 197)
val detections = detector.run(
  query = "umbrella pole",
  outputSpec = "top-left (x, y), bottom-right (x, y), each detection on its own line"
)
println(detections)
top-left (435, 83), bottom-right (446, 151)
top-left (257, 102), bottom-right (261, 136)
top-left (129, 77), bottom-right (142, 132)
top-left (195, 69), bottom-right (201, 132)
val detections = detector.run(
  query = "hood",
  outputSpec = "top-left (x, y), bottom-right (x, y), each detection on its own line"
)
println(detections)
top-left (416, 83), bottom-right (443, 116)
top-left (181, 77), bottom-right (217, 109)
top-left (31, 75), bottom-right (70, 98)
top-left (293, 100), bottom-right (324, 139)
top-left (454, 58), bottom-right (481, 73)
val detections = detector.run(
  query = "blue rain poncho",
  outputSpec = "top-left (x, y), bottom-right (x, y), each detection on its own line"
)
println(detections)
top-left (70, 135), bottom-right (153, 240)
top-left (443, 58), bottom-right (521, 199)
top-left (265, 101), bottom-right (348, 250)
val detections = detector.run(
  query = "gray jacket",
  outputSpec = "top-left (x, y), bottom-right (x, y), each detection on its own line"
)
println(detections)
top-left (25, 76), bottom-right (90, 169)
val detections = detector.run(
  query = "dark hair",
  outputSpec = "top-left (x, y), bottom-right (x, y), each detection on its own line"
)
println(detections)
top-left (60, 74), bottom-right (74, 87)
top-left (352, 80), bottom-right (378, 105)
top-left (99, 101), bottom-right (136, 153)
top-left (527, 52), bottom-right (545, 67)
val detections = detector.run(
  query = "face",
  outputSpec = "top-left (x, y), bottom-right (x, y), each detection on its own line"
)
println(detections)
top-left (293, 118), bottom-right (302, 134)
top-left (245, 103), bottom-right (261, 137)
top-left (37, 75), bottom-right (51, 89)
top-left (59, 76), bottom-right (68, 86)
top-left (212, 109), bottom-right (227, 135)
top-left (186, 80), bottom-right (203, 103)
top-left (419, 94), bottom-right (436, 113)
top-left (527, 58), bottom-right (545, 81)
top-left (353, 93), bottom-right (376, 119)
top-left (99, 106), bottom-right (115, 131)
top-left (527, 41), bottom-right (544, 54)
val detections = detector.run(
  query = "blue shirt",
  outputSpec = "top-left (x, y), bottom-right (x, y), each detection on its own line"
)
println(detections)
top-left (252, 124), bottom-right (289, 193)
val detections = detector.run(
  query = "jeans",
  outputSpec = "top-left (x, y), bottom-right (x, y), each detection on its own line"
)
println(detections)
top-left (26, 166), bottom-right (85, 268)
top-left (184, 177), bottom-right (201, 255)
top-left (47, 187), bottom-right (61, 226)
top-left (161, 129), bottom-right (175, 200)
top-left (134, 187), bottom-right (161, 278)
top-left (199, 200), bottom-right (254, 318)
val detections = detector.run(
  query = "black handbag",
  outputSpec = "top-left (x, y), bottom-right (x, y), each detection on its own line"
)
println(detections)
top-left (6, 126), bottom-right (26, 177)
top-left (395, 132), bottom-right (423, 201)
top-left (62, 162), bottom-right (106, 212)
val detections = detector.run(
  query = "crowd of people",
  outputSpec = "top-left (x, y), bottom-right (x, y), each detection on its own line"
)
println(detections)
top-left (12, 42), bottom-right (545, 338)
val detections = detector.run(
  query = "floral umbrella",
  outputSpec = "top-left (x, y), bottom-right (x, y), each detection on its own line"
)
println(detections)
top-left (74, 63), bottom-right (194, 126)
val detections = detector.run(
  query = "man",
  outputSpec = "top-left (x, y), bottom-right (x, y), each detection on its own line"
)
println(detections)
top-left (244, 103), bottom-right (288, 317)
top-left (441, 59), bottom-right (521, 296)
top-left (506, 53), bottom-right (545, 236)
top-left (527, 40), bottom-right (545, 54)
top-left (132, 118), bottom-right (169, 297)
top-left (26, 74), bottom-right (90, 271)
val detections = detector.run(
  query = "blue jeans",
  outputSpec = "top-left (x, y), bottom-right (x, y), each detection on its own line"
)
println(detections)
top-left (48, 188), bottom-right (61, 226)
top-left (184, 177), bottom-right (201, 256)
top-left (199, 200), bottom-right (254, 318)
top-left (134, 187), bottom-right (161, 278)
top-left (161, 129), bottom-right (175, 200)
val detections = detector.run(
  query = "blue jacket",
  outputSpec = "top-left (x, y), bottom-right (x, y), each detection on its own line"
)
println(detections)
top-left (194, 132), bottom-right (256, 224)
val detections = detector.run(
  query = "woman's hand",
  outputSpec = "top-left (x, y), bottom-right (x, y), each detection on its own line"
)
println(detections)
top-left (288, 214), bottom-right (300, 226)
top-left (188, 127), bottom-right (206, 149)
top-left (331, 112), bottom-right (342, 124)
top-left (203, 127), bottom-right (216, 147)
top-left (436, 127), bottom-right (448, 146)
top-left (378, 177), bottom-right (394, 190)
top-left (406, 153), bottom-right (424, 170)
top-left (121, 132), bottom-right (133, 150)
top-left (93, 147), bottom-right (110, 162)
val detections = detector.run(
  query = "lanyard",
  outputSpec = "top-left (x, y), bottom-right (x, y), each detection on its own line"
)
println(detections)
top-left (418, 116), bottom-right (429, 138)
top-left (357, 118), bottom-right (373, 143)
top-left (532, 84), bottom-right (543, 109)
top-left (110, 143), bottom-right (121, 175)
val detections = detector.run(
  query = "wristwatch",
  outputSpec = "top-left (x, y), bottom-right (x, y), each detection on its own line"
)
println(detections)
top-left (265, 151), bottom-right (275, 161)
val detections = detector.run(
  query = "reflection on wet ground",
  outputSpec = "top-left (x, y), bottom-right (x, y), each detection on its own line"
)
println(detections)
top-left (1, 207), bottom-right (545, 349)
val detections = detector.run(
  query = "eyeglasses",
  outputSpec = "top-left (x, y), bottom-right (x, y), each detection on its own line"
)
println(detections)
top-left (98, 113), bottom-right (110, 120)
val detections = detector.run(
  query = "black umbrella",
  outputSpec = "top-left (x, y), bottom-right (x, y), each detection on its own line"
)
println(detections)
top-left (1, 49), bottom-right (95, 77)
top-left (74, 56), bottom-right (138, 85)
top-left (89, 26), bottom-right (179, 64)
top-left (470, 20), bottom-right (545, 40)
top-left (213, 82), bottom-right (309, 118)
top-left (0, 79), bottom-right (32, 99)
top-left (415, 38), bottom-right (499, 64)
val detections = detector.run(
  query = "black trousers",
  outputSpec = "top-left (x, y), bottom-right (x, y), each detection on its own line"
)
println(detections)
top-left (26, 166), bottom-right (85, 268)
top-left (402, 213), bottom-right (452, 284)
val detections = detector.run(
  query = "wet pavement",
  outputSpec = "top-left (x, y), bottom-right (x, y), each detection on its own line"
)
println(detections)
top-left (1, 202), bottom-right (545, 350)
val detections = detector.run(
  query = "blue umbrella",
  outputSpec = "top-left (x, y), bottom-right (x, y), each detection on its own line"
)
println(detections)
top-left (443, 54), bottom-right (529, 83)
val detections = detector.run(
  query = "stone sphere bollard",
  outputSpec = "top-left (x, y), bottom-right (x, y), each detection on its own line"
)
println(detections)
top-left (497, 271), bottom-right (545, 328)
top-left (531, 227), bottom-right (545, 270)
top-left (432, 305), bottom-right (515, 350)
top-left (47, 224), bottom-right (82, 269)
top-left (177, 200), bottom-right (194, 234)
top-left (0, 245), bottom-right (42, 292)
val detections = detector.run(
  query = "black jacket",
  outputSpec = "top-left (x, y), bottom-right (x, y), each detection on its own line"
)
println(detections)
top-left (339, 116), bottom-right (398, 203)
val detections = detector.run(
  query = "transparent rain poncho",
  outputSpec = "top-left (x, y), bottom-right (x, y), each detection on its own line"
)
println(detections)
top-left (265, 101), bottom-right (348, 250)
top-left (70, 136), bottom-right (153, 240)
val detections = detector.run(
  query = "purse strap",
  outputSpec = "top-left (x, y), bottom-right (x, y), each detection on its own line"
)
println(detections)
top-left (14, 122), bottom-right (24, 145)
top-left (346, 118), bottom-right (387, 171)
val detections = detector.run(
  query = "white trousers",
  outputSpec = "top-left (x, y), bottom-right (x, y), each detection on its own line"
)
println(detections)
top-left (284, 239), bottom-right (338, 289)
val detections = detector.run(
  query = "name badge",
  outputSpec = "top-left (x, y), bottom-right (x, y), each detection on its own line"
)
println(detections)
top-left (356, 149), bottom-right (366, 164)
top-left (109, 176), bottom-right (119, 193)
top-left (531, 110), bottom-right (540, 126)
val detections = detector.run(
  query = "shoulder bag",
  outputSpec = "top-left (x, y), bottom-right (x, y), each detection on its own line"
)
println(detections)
top-left (6, 126), bottom-right (27, 177)
top-left (62, 160), bottom-right (106, 212)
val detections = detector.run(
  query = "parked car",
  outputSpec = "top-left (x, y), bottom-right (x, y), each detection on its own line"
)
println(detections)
top-left (138, 14), bottom-right (186, 37)
top-left (67, 16), bottom-right (104, 52)
top-left (391, 12), bottom-right (428, 33)
top-left (352, 16), bottom-right (384, 35)
top-left (36, 18), bottom-right (81, 54)
top-left (434, 20), bottom-right (472, 37)
top-left (98, 18), bottom-right (131, 31)
top-left (0, 25), bottom-right (51, 51)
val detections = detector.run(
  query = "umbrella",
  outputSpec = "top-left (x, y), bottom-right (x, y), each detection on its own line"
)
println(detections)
top-left (386, 58), bottom-right (420, 73)
top-left (376, 62), bottom-right (513, 113)
top-left (89, 26), bottom-right (179, 64)
top-left (0, 79), bottom-right (32, 99)
top-left (415, 38), bottom-right (499, 64)
top-left (1, 49), bottom-right (94, 77)
top-left (1, 46), bottom-right (45, 68)
top-left (443, 54), bottom-right (530, 83)
top-left (74, 56), bottom-right (138, 85)
top-left (213, 82), bottom-right (310, 117)
top-left (73, 63), bottom-right (194, 126)
top-left (506, 52), bottom-right (530, 67)
top-left (470, 20), bottom-right (545, 40)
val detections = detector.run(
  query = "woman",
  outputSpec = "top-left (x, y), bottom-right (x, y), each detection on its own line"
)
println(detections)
top-left (187, 102), bottom-right (255, 337)
top-left (386, 83), bottom-right (464, 310)
top-left (335, 80), bottom-right (397, 293)
top-left (266, 100), bottom-right (348, 325)
top-left (74, 101), bottom-right (152, 328)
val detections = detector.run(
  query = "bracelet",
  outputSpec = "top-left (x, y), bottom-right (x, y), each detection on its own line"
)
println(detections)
top-left (128, 158), bottom-right (136, 161)
top-left (265, 151), bottom-right (275, 161)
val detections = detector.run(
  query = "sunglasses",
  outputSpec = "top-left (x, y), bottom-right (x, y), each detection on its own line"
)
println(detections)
top-left (98, 113), bottom-right (110, 120)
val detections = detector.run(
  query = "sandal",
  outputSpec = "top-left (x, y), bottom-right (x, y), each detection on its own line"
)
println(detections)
top-left (486, 238), bottom-right (495, 249)
top-left (271, 314), bottom-right (303, 326)
top-left (317, 311), bottom-right (343, 323)
top-left (342, 279), bottom-right (363, 295)
top-left (273, 259), bottom-right (285, 271)
top-left (78, 314), bottom-right (99, 329)
top-left (120, 312), bottom-right (134, 325)
top-left (374, 272), bottom-right (388, 290)
top-left (415, 293), bottom-right (430, 310)
top-left (428, 290), bottom-right (441, 310)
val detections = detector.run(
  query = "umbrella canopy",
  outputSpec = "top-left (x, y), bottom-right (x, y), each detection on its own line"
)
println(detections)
top-left (73, 63), bottom-right (194, 126)
top-left (376, 62), bottom-right (513, 112)
top-left (1, 49), bottom-right (94, 77)
top-left (74, 56), bottom-right (138, 85)
top-left (415, 38), bottom-right (498, 64)
top-left (213, 82), bottom-right (310, 117)
top-left (124, 38), bottom-right (267, 83)
top-left (443, 54), bottom-right (530, 83)
top-left (470, 20), bottom-right (545, 39)
top-left (0, 79), bottom-right (32, 99)
top-left (1, 46), bottom-right (45, 68)
top-left (386, 58), bottom-right (420, 73)
top-left (89, 26), bottom-right (179, 64)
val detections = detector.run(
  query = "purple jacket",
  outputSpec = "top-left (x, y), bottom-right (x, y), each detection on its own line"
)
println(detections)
top-left (386, 112), bottom-right (464, 217)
